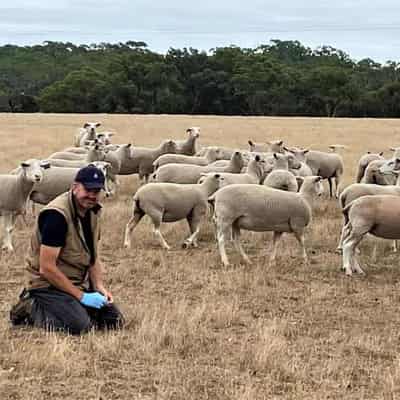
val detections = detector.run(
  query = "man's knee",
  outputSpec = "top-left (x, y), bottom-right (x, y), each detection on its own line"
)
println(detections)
top-left (66, 314), bottom-right (92, 335)
top-left (98, 303), bottom-right (125, 330)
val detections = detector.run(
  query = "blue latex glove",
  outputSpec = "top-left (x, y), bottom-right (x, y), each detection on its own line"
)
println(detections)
top-left (80, 292), bottom-right (107, 309)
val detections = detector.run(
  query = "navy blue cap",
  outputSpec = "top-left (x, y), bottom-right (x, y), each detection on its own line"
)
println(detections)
top-left (75, 165), bottom-right (105, 190)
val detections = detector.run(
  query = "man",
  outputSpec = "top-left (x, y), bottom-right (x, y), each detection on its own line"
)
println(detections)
top-left (10, 165), bottom-right (124, 334)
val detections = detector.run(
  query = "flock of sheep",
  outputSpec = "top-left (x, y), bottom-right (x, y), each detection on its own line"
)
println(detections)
top-left (1, 121), bottom-right (400, 277)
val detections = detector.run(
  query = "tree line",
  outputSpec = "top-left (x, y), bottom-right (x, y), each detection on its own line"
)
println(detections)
top-left (1, 40), bottom-right (399, 117)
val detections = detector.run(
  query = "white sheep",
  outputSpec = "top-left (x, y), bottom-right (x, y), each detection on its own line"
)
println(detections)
top-left (0, 159), bottom-right (50, 251)
top-left (153, 147), bottom-right (221, 170)
top-left (118, 140), bottom-right (177, 182)
top-left (361, 158), bottom-right (399, 185)
top-left (196, 146), bottom-right (235, 160)
top-left (30, 161), bottom-right (113, 206)
top-left (218, 155), bottom-right (266, 187)
top-left (304, 149), bottom-right (344, 198)
top-left (284, 147), bottom-right (313, 178)
top-left (123, 173), bottom-right (222, 250)
top-left (341, 195), bottom-right (400, 276)
top-left (263, 153), bottom-right (300, 192)
top-left (337, 159), bottom-right (400, 253)
top-left (73, 122), bottom-right (101, 147)
top-left (175, 127), bottom-right (200, 155)
top-left (248, 139), bottom-right (284, 153)
top-left (151, 151), bottom-right (244, 184)
top-left (355, 152), bottom-right (385, 183)
top-left (209, 176), bottom-right (323, 266)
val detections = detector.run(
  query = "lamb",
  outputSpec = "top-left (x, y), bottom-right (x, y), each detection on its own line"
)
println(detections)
top-left (118, 140), bottom-right (177, 182)
top-left (123, 173), bottom-right (222, 250)
top-left (304, 149), bottom-right (344, 198)
top-left (263, 153), bottom-right (301, 192)
top-left (48, 143), bottom-right (105, 161)
top-left (336, 159), bottom-right (400, 253)
top-left (196, 146), bottom-right (235, 160)
top-left (284, 147), bottom-right (313, 177)
top-left (30, 161), bottom-right (113, 206)
top-left (248, 139), bottom-right (284, 153)
top-left (0, 159), bottom-right (50, 251)
top-left (218, 155), bottom-right (266, 187)
top-left (151, 151), bottom-right (244, 184)
top-left (355, 152), bottom-right (384, 183)
top-left (208, 176), bottom-right (324, 266)
top-left (153, 147), bottom-right (221, 169)
top-left (341, 195), bottom-right (400, 276)
top-left (73, 122), bottom-right (101, 147)
top-left (175, 127), bottom-right (200, 155)
top-left (361, 158), bottom-right (400, 185)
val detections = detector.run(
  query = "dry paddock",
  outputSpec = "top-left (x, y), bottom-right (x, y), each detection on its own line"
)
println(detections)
top-left (1, 114), bottom-right (400, 399)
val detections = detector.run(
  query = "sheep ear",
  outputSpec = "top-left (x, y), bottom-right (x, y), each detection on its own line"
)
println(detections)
top-left (186, 128), bottom-right (192, 133)
top-left (126, 143), bottom-right (132, 148)
top-left (255, 155), bottom-right (260, 161)
top-left (390, 147), bottom-right (396, 151)
top-left (379, 151), bottom-right (384, 156)
top-left (214, 174), bottom-right (220, 178)
top-left (40, 161), bottom-right (51, 169)
top-left (95, 122), bottom-right (101, 127)
top-left (20, 162), bottom-right (30, 168)
top-left (283, 146), bottom-right (289, 152)
top-left (278, 140), bottom-right (283, 145)
top-left (303, 149), bottom-right (309, 154)
top-left (248, 140), bottom-right (254, 146)
top-left (83, 123), bottom-right (89, 128)
top-left (273, 153), bottom-right (278, 159)
top-left (367, 151), bottom-right (371, 154)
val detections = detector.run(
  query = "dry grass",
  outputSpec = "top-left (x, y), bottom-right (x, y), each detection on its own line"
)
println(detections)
top-left (1, 114), bottom-right (400, 399)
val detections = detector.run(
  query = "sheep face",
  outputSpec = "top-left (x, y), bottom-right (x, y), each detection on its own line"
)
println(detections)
top-left (89, 161), bottom-right (112, 197)
top-left (20, 159), bottom-right (50, 183)
top-left (83, 122), bottom-right (101, 135)
top-left (187, 127), bottom-right (200, 138)
top-left (269, 140), bottom-right (284, 153)
top-left (379, 157), bottom-right (400, 175)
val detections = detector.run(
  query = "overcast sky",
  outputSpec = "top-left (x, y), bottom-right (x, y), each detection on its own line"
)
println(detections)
top-left (1, 1), bottom-right (400, 63)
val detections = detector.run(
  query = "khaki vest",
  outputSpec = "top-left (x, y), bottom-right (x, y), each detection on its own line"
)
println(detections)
top-left (26, 191), bottom-right (102, 290)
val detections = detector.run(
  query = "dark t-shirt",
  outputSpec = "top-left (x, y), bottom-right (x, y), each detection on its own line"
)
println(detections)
top-left (38, 209), bottom-right (95, 264)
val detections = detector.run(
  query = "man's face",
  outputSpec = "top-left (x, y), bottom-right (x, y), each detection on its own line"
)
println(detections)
top-left (72, 183), bottom-right (101, 210)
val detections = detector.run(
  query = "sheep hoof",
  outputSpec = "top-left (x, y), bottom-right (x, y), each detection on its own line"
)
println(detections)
top-left (182, 242), bottom-right (189, 249)
top-left (335, 248), bottom-right (343, 255)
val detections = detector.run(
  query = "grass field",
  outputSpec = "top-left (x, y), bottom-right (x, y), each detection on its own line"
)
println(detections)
top-left (1, 113), bottom-right (400, 399)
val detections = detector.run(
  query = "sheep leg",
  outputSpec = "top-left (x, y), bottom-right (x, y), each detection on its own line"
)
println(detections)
top-left (328, 178), bottom-right (333, 198)
top-left (391, 240), bottom-right (398, 253)
top-left (342, 233), bottom-right (363, 276)
top-left (336, 224), bottom-right (347, 253)
top-left (334, 175), bottom-right (341, 199)
top-left (232, 225), bottom-right (251, 265)
top-left (183, 211), bottom-right (201, 248)
top-left (216, 222), bottom-right (232, 267)
top-left (148, 211), bottom-right (170, 250)
top-left (2, 213), bottom-right (15, 252)
top-left (293, 231), bottom-right (308, 264)
top-left (269, 231), bottom-right (283, 265)
top-left (123, 208), bottom-right (144, 249)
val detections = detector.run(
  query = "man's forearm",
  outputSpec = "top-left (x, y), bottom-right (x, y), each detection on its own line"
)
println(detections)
top-left (40, 263), bottom-right (83, 300)
top-left (88, 259), bottom-right (104, 290)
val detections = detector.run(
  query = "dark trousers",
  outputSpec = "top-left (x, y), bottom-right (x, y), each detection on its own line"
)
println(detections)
top-left (11, 287), bottom-right (125, 335)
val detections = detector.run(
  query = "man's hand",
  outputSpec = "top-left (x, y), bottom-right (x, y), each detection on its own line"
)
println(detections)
top-left (96, 287), bottom-right (114, 304)
top-left (80, 292), bottom-right (107, 309)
